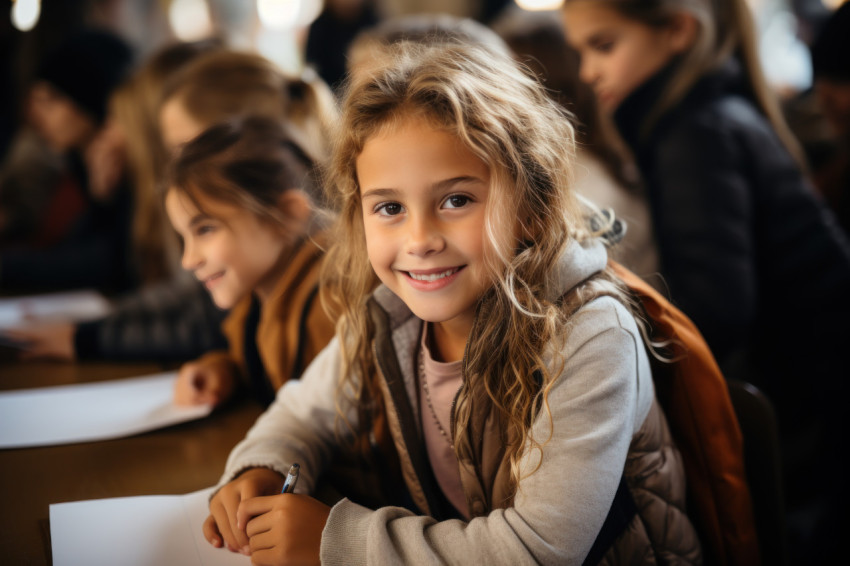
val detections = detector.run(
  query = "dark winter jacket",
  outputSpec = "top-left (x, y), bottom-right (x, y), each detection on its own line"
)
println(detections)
top-left (614, 59), bottom-right (850, 399)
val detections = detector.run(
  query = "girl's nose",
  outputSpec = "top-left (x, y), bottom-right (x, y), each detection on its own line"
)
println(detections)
top-left (578, 56), bottom-right (597, 86)
top-left (181, 240), bottom-right (203, 271)
top-left (406, 214), bottom-right (445, 257)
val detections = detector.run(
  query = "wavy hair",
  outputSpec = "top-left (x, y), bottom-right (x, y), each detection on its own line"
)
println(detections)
top-left (322, 40), bottom-right (633, 494)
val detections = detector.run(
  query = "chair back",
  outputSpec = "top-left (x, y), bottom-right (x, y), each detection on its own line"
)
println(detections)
top-left (726, 379), bottom-right (789, 566)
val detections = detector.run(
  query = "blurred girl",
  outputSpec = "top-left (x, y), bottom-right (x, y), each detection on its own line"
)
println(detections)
top-left (6, 45), bottom-right (338, 365)
top-left (159, 49), bottom-right (337, 163)
top-left (562, 0), bottom-right (850, 561)
top-left (492, 7), bottom-right (659, 284)
top-left (166, 116), bottom-right (335, 408)
top-left (202, 41), bottom-right (700, 564)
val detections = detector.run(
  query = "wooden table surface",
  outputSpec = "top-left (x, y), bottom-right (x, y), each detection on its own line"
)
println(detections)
top-left (0, 359), bottom-right (264, 565)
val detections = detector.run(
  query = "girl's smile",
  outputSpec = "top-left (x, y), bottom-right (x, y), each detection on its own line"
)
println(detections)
top-left (402, 266), bottom-right (465, 291)
top-left (200, 270), bottom-right (225, 289)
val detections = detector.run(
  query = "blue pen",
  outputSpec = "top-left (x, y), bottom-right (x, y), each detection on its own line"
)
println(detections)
top-left (281, 463), bottom-right (300, 494)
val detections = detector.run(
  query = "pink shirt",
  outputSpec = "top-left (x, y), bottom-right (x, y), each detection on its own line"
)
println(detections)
top-left (419, 327), bottom-right (468, 519)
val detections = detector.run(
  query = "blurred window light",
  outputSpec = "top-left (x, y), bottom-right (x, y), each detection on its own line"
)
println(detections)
top-left (168, 0), bottom-right (214, 41)
top-left (11, 0), bottom-right (41, 32)
top-left (515, 0), bottom-right (564, 11)
top-left (257, 0), bottom-right (324, 30)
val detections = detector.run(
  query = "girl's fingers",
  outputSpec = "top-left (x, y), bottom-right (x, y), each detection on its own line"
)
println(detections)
top-left (222, 490), bottom-right (251, 550)
top-left (247, 527), bottom-right (276, 554)
top-left (209, 497), bottom-right (239, 551)
top-left (237, 494), bottom-right (276, 533)
top-left (202, 514), bottom-right (223, 548)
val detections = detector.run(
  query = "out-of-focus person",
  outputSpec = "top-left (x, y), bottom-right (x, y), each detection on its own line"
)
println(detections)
top-left (492, 7), bottom-right (659, 285)
top-left (0, 27), bottom-right (135, 294)
top-left (562, 1), bottom-right (850, 561)
top-left (3, 47), bottom-right (338, 370)
top-left (809, 1), bottom-right (850, 235)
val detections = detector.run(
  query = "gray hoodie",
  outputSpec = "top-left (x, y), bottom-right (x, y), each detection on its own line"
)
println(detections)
top-left (216, 237), bottom-right (672, 565)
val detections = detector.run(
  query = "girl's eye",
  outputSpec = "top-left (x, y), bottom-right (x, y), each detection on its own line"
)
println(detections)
top-left (592, 39), bottom-right (615, 54)
top-left (443, 194), bottom-right (471, 209)
top-left (196, 224), bottom-right (216, 236)
top-left (376, 202), bottom-right (404, 216)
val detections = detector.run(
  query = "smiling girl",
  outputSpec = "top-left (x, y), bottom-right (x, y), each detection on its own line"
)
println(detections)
top-left (165, 116), bottom-right (335, 408)
top-left (561, 2), bottom-right (850, 561)
top-left (200, 41), bottom-right (701, 565)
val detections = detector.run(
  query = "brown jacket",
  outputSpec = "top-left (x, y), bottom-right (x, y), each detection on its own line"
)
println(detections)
top-left (196, 233), bottom-right (335, 396)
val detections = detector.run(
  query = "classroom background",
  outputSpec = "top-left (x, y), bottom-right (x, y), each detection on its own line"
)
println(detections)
top-left (2, 1), bottom-right (849, 565)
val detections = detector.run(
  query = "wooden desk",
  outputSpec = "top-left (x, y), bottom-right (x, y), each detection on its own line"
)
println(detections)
top-left (0, 360), bottom-right (264, 565)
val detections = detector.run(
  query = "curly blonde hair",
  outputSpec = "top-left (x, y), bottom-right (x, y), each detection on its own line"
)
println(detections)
top-left (322, 40), bottom-right (631, 494)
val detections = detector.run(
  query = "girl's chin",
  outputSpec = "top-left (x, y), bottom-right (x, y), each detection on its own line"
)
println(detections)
top-left (210, 292), bottom-right (236, 310)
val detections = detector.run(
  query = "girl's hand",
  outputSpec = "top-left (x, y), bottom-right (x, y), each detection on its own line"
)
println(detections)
top-left (0, 322), bottom-right (76, 361)
top-left (239, 493), bottom-right (330, 566)
top-left (204, 468), bottom-right (285, 555)
top-left (173, 361), bottom-right (235, 406)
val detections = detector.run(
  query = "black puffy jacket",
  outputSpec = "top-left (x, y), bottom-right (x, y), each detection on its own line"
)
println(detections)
top-left (614, 62), bottom-right (850, 559)
top-left (615, 60), bottom-right (850, 394)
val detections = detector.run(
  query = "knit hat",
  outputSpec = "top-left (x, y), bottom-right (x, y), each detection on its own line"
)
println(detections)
top-left (811, 3), bottom-right (850, 81)
top-left (36, 28), bottom-right (135, 123)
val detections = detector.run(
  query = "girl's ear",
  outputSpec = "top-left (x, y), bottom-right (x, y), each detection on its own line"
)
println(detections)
top-left (275, 189), bottom-right (313, 235)
top-left (669, 12), bottom-right (699, 53)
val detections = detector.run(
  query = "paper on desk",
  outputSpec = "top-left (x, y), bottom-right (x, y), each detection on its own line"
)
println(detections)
top-left (0, 289), bottom-right (111, 329)
top-left (50, 487), bottom-right (250, 566)
top-left (0, 372), bottom-right (212, 449)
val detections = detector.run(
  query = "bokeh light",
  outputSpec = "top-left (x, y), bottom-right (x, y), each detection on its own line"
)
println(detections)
top-left (11, 0), bottom-right (41, 32)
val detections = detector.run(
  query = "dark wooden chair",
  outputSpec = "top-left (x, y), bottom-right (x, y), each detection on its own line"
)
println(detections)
top-left (726, 379), bottom-right (788, 566)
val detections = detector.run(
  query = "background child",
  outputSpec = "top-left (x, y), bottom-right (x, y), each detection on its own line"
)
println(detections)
top-left (490, 6), bottom-right (659, 286)
top-left (4, 47), bottom-right (338, 365)
top-left (0, 27), bottom-right (136, 293)
top-left (164, 115), bottom-right (335, 408)
top-left (561, 0), bottom-right (850, 561)
top-left (202, 41), bottom-right (700, 564)
top-left (158, 49), bottom-right (337, 163)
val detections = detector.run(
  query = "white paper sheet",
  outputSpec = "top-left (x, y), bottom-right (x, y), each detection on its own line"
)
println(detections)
top-left (0, 289), bottom-right (111, 329)
top-left (50, 487), bottom-right (250, 566)
top-left (0, 372), bottom-right (212, 449)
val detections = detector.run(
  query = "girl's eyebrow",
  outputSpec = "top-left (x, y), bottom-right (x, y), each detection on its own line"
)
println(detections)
top-left (360, 187), bottom-right (398, 200)
top-left (188, 212), bottom-right (212, 227)
top-left (361, 176), bottom-right (485, 200)
top-left (587, 28), bottom-right (616, 45)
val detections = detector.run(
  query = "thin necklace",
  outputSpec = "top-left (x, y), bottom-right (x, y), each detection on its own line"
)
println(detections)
top-left (420, 347), bottom-right (455, 450)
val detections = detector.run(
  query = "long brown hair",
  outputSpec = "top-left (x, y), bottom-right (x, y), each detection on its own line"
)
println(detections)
top-left (166, 116), bottom-right (322, 231)
top-left (322, 40), bottom-right (633, 493)
top-left (563, 0), bottom-right (805, 167)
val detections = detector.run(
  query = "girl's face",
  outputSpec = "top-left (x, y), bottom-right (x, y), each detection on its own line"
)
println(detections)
top-left (562, 1), bottom-right (690, 112)
top-left (357, 116), bottom-right (492, 342)
top-left (28, 82), bottom-right (97, 152)
top-left (165, 189), bottom-right (291, 309)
